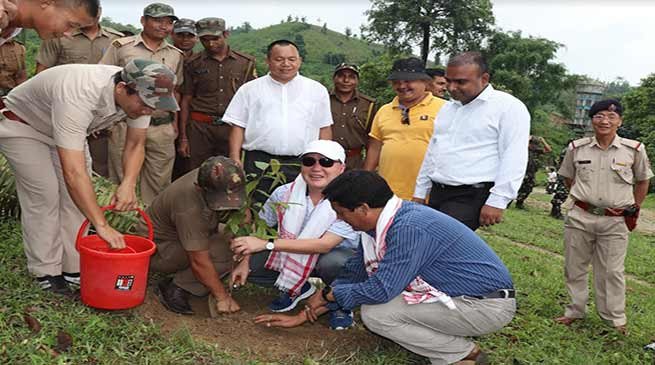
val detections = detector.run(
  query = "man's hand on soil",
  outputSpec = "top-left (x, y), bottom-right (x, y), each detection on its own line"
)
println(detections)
top-left (215, 295), bottom-right (240, 313)
top-left (254, 313), bottom-right (305, 328)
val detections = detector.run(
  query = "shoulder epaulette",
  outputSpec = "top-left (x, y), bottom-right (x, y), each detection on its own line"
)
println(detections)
top-left (112, 36), bottom-right (136, 48)
top-left (358, 92), bottom-right (376, 103)
top-left (570, 137), bottom-right (592, 150)
top-left (231, 49), bottom-right (256, 62)
top-left (104, 27), bottom-right (125, 37)
top-left (620, 138), bottom-right (642, 151)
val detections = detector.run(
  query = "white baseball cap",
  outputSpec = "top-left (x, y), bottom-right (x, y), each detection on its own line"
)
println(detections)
top-left (301, 140), bottom-right (346, 163)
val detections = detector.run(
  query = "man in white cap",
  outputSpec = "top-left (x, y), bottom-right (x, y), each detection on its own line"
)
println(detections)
top-left (230, 140), bottom-right (358, 330)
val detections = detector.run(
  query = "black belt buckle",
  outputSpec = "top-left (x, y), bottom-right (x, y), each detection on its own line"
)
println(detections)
top-left (478, 289), bottom-right (515, 299)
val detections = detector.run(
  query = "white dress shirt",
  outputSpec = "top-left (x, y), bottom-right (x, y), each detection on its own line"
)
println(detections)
top-left (223, 73), bottom-right (333, 156)
top-left (414, 85), bottom-right (531, 209)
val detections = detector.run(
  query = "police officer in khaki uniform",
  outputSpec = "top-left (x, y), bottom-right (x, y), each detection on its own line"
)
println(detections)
top-left (171, 18), bottom-right (197, 62)
top-left (139, 156), bottom-right (245, 315)
top-left (555, 99), bottom-right (653, 335)
top-left (329, 63), bottom-right (376, 170)
top-left (99, 2), bottom-right (184, 205)
top-left (0, 38), bottom-right (26, 96)
top-left (178, 17), bottom-right (256, 173)
top-left (36, 14), bottom-right (124, 178)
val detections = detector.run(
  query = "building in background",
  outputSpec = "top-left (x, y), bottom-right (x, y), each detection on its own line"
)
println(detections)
top-left (574, 79), bottom-right (606, 129)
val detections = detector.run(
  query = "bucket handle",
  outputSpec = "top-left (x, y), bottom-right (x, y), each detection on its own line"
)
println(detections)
top-left (75, 205), bottom-right (154, 251)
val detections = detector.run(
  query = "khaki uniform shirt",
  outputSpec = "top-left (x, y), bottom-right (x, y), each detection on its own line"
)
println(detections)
top-left (181, 48), bottom-right (256, 117)
top-left (144, 169), bottom-right (219, 251)
top-left (559, 136), bottom-right (654, 208)
top-left (99, 33), bottom-right (184, 119)
top-left (0, 40), bottom-right (25, 90)
top-left (329, 90), bottom-right (376, 150)
top-left (36, 26), bottom-right (124, 67)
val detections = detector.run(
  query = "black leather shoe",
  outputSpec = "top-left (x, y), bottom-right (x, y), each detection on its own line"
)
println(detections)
top-left (36, 275), bottom-right (74, 296)
top-left (157, 278), bottom-right (194, 315)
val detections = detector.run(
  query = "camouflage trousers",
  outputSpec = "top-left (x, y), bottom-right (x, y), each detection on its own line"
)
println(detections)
top-left (550, 176), bottom-right (569, 218)
top-left (516, 170), bottom-right (536, 204)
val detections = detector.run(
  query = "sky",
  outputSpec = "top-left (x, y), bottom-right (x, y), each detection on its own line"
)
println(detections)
top-left (103, 0), bottom-right (655, 85)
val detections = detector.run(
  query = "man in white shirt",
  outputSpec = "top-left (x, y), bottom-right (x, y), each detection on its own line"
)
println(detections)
top-left (413, 52), bottom-right (530, 231)
top-left (225, 39), bottom-right (333, 203)
top-left (0, 59), bottom-right (179, 295)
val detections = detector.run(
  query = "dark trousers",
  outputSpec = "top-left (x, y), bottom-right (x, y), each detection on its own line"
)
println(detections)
top-left (246, 247), bottom-right (356, 288)
top-left (428, 182), bottom-right (493, 231)
top-left (88, 135), bottom-right (109, 178)
top-left (243, 150), bottom-right (300, 208)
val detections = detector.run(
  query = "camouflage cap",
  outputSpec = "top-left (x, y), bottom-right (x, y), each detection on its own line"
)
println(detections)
top-left (121, 59), bottom-right (180, 112)
top-left (173, 18), bottom-right (197, 35)
top-left (334, 63), bottom-right (360, 77)
top-left (197, 156), bottom-right (246, 211)
top-left (143, 3), bottom-right (178, 21)
top-left (196, 17), bottom-right (226, 37)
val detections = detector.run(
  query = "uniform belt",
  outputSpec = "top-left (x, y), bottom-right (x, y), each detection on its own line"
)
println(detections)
top-left (150, 114), bottom-right (174, 126)
top-left (574, 201), bottom-right (625, 217)
top-left (472, 289), bottom-right (515, 300)
top-left (190, 111), bottom-right (224, 125)
top-left (432, 181), bottom-right (494, 190)
top-left (345, 147), bottom-right (362, 158)
top-left (0, 98), bottom-right (27, 125)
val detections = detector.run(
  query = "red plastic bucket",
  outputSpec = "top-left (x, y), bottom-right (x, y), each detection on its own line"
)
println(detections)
top-left (76, 205), bottom-right (155, 310)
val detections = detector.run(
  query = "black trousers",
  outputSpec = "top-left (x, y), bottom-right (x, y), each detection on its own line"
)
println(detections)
top-left (427, 182), bottom-right (493, 231)
top-left (243, 150), bottom-right (301, 209)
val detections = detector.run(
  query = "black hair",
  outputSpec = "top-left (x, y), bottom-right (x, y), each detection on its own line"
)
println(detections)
top-left (426, 68), bottom-right (445, 77)
top-left (61, 0), bottom-right (100, 18)
top-left (112, 71), bottom-right (137, 95)
top-left (322, 170), bottom-right (393, 210)
top-left (266, 39), bottom-right (299, 58)
top-left (447, 52), bottom-right (489, 75)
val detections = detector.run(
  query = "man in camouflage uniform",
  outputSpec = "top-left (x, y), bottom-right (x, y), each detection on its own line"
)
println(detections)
top-left (0, 59), bottom-right (178, 295)
top-left (329, 63), bottom-right (376, 170)
top-left (140, 156), bottom-right (245, 315)
top-left (550, 145), bottom-right (570, 219)
top-left (171, 18), bottom-right (197, 61)
top-left (36, 11), bottom-right (124, 178)
top-left (515, 135), bottom-right (552, 209)
top-left (0, 38), bottom-right (26, 96)
top-left (178, 17), bottom-right (256, 174)
top-left (99, 2), bottom-right (183, 205)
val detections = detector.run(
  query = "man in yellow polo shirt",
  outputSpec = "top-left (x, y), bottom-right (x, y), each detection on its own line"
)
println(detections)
top-left (363, 58), bottom-right (445, 199)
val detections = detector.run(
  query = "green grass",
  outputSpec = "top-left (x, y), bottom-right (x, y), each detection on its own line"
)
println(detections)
top-left (2, 191), bottom-right (655, 364)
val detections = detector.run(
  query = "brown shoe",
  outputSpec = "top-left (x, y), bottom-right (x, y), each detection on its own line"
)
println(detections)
top-left (554, 316), bottom-right (579, 326)
top-left (615, 325), bottom-right (629, 336)
top-left (454, 344), bottom-right (489, 365)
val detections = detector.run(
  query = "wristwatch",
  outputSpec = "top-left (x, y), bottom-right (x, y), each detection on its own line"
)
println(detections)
top-left (265, 239), bottom-right (275, 251)
top-left (321, 286), bottom-right (335, 302)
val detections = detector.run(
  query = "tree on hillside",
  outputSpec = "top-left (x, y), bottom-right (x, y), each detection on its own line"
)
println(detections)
top-left (363, 0), bottom-right (494, 64)
top-left (604, 77), bottom-right (632, 99)
top-left (359, 54), bottom-right (398, 104)
top-left (621, 74), bottom-right (655, 172)
top-left (294, 34), bottom-right (307, 59)
top-left (321, 23), bottom-right (328, 34)
top-left (483, 31), bottom-right (574, 114)
top-left (345, 27), bottom-right (352, 38)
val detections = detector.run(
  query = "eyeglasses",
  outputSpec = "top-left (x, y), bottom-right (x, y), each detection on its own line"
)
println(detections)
top-left (301, 156), bottom-right (336, 168)
top-left (401, 107), bottom-right (410, 125)
top-left (592, 113), bottom-right (620, 122)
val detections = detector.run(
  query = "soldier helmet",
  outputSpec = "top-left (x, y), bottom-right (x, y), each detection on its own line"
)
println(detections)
top-left (143, 3), bottom-right (178, 21)
top-left (121, 59), bottom-right (180, 112)
top-left (197, 156), bottom-right (247, 211)
top-left (196, 17), bottom-right (226, 37)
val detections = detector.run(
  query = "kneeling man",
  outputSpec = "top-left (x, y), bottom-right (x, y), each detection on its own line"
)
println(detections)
top-left (307, 170), bottom-right (515, 364)
top-left (141, 156), bottom-right (246, 315)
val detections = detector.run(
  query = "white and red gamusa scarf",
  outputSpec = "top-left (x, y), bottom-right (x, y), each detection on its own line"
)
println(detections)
top-left (265, 175), bottom-right (336, 296)
top-left (362, 196), bottom-right (456, 309)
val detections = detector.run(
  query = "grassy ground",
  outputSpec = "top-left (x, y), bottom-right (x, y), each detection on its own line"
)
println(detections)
top-left (1, 193), bottom-right (655, 364)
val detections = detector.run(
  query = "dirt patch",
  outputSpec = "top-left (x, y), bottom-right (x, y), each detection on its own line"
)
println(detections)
top-left (136, 287), bottom-right (388, 363)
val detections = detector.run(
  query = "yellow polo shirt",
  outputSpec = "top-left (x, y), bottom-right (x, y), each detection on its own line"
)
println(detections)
top-left (369, 94), bottom-right (445, 199)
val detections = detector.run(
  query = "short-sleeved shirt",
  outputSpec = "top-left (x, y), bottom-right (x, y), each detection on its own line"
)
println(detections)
top-left (145, 169), bottom-right (219, 251)
top-left (369, 94), bottom-right (445, 199)
top-left (3, 64), bottom-right (150, 150)
top-left (259, 183), bottom-right (359, 249)
top-left (223, 74), bottom-right (333, 156)
top-left (559, 136), bottom-right (653, 208)
top-left (329, 90), bottom-right (377, 150)
top-left (36, 26), bottom-right (124, 67)
top-left (0, 40), bottom-right (25, 89)
top-left (181, 48), bottom-right (256, 117)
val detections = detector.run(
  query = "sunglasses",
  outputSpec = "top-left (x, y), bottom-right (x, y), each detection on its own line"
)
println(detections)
top-left (301, 156), bottom-right (336, 168)
top-left (401, 107), bottom-right (410, 125)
